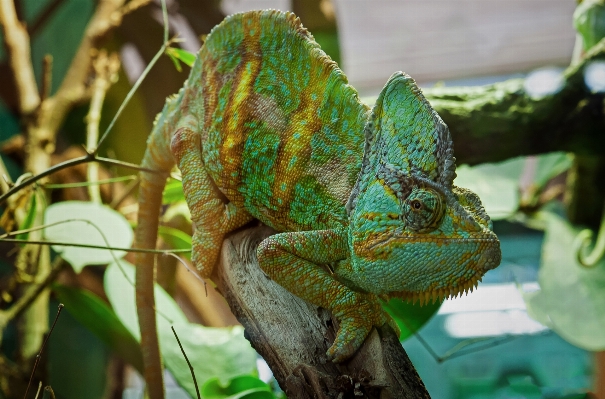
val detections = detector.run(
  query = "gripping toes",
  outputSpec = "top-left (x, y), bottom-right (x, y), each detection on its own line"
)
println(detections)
top-left (327, 293), bottom-right (390, 362)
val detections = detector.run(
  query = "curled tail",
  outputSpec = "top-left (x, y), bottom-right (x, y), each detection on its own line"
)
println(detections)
top-left (134, 90), bottom-right (184, 399)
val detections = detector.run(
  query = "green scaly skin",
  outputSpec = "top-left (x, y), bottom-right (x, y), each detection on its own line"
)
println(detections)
top-left (135, 10), bottom-right (502, 397)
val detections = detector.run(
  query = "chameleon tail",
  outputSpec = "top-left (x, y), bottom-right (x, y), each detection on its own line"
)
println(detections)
top-left (134, 92), bottom-right (182, 399)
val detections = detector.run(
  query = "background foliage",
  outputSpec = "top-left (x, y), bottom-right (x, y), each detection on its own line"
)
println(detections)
top-left (0, 0), bottom-right (604, 398)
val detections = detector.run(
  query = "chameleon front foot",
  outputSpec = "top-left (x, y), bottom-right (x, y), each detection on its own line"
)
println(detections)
top-left (327, 293), bottom-right (398, 362)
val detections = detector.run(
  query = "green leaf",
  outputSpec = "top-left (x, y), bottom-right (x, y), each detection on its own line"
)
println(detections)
top-left (16, 190), bottom-right (37, 243)
top-left (202, 375), bottom-right (273, 399)
top-left (104, 260), bottom-right (188, 341)
top-left (533, 152), bottom-right (573, 188)
top-left (165, 47), bottom-right (196, 73)
top-left (163, 323), bottom-right (258, 397)
top-left (104, 260), bottom-right (258, 397)
top-left (574, 0), bottom-right (605, 51)
top-left (523, 212), bottom-right (605, 351)
top-left (382, 298), bottom-right (442, 340)
top-left (455, 160), bottom-right (522, 220)
top-left (168, 47), bottom-right (196, 67)
top-left (162, 179), bottom-right (185, 204)
top-left (158, 225), bottom-right (191, 258)
top-left (52, 284), bottom-right (144, 374)
top-left (43, 201), bottom-right (133, 272)
top-left (455, 152), bottom-right (572, 220)
top-left (167, 51), bottom-right (183, 72)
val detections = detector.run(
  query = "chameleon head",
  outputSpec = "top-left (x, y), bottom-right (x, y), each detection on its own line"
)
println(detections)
top-left (343, 72), bottom-right (501, 301)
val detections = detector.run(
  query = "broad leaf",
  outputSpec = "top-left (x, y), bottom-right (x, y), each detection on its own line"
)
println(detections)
top-left (163, 179), bottom-right (185, 204)
top-left (43, 201), bottom-right (133, 272)
top-left (455, 163), bottom-right (520, 220)
top-left (165, 48), bottom-right (196, 72)
top-left (104, 260), bottom-right (257, 396)
top-left (524, 212), bottom-right (605, 351)
top-left (382, 298), bottom-right (442, 340)
top-left (455, 152), bottom-right (572, 220)
top-left (164, 323), bottom-right (258, 397)
top-left (202, 375), bottom-right (274, 399)
top-left (104, 260), bottom-right (188, 341)
top-left (533, 152), bottom-right (573, 188)
top-left (52, 284), bottom-right (144, 374)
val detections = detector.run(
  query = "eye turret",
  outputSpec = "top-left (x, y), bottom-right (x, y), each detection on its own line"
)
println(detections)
top-left (402, 187), bottom-right (445, 232)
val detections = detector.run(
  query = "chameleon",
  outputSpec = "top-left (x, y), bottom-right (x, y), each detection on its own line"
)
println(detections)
top-left (134, 9), bottom-right (501, 397)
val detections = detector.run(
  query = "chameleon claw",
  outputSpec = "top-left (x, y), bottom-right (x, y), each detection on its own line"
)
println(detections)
top-left (328, 293), bottom-right (392, 362)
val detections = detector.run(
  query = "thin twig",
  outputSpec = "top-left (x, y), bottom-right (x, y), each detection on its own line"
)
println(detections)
top-left (40, 55), bottom-right (53, 102)
top-left (110, 176), bottom-right (139, 209)
top-left (0, 0), bottom-right (41, 114)
top-left (43, 175), bottom-right (137, 189)
top-left (43, 0), bottom-right (128, 138)
top-left (94, 41), bottom-right (168, 151)
top-left (0, 257), bottom-right (66, 328)
top-left (171, 326), bottom-right (201, 399)
top-left (27, 0), bottom-right (63, 37)
top-left (86, 50), bottom-right (120, 203)
top-left (119, 0), bottom-right (152, 16)
top-left (0, 154), bottom-right (163, 205)
top-left (0, 153), bottom-right (12, 194)
top-left (0, 238), bottom-right (190, 254)
top-left (23, 303), bottom-right (64, 399)
top-left (164, 252), bottom-right (207, 297)
top-left (33, 381), bottom-right (42, 399)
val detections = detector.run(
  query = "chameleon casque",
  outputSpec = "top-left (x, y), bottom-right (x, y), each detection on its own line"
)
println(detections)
top-left (134, 9), bottom-right (501, 395)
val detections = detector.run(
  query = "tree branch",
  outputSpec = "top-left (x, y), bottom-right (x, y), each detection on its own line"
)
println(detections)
top-left (424, 37), bottom-right (605, 166)
top-left (213, 226), bottom-right (431, 399)
top-left (0, 0), bottom-right (40, 115)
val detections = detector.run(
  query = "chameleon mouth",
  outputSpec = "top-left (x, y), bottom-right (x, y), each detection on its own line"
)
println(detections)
top-left (393, 274), bottom-right (483, 306)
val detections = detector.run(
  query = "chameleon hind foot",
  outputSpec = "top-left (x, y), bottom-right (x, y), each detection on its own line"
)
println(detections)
top-left (327, 292), bottom-right (399, 362)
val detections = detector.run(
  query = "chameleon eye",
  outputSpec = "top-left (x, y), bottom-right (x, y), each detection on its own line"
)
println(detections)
top-left (402, 188), bottom-right (444, 232)
top-left (411, 199), bottom-right (423, 210)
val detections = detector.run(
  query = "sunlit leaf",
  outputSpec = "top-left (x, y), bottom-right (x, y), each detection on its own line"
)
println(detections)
top-left (163, 323), bottom-right (258, 397)
top-left (104, 260), bottom-right (257, 396)
top-left (168, 47), bottom-right (196, 67)
top-left (166, 51), bottom-right (183, 72)
top-left (455, 152), bottom-right (572, 220)
top-left (382, 298), bottom-right (442, 340)
top-left (163, 179), bottom-right (185, 204)
top-left (202, 375), bottom-right (274, 399)
top-left (52, 284), bottom-right (144, 374)
top-left (104, 260), bottom-right (188, 341)
top-left (43, 201), bottom-right (133, 272)
top-left (533, 152), bottom-right (573, 188)
top-left (523, 212), bottom-right (605, 351)
top-left (455, 162), bottom-right (521, 220)
top-left (165, 47), bottom-right (195, 73)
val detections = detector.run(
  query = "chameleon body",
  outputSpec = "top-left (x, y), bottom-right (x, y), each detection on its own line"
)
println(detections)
top-left (135, 10), bottom-right (501, 396)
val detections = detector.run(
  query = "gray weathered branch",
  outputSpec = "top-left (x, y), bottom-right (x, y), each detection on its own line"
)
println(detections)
top-left (213, 226), bottom-right (431, 399)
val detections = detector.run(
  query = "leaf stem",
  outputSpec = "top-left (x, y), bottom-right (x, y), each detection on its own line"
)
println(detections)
top-left (171, 326), bottom-right (201, 399)
top-left (0, 154), bottom-right (163, 205)
top-left (0, 237), bottom-right (190, 254)
top-left (23, 303), bottom-right (64, 399)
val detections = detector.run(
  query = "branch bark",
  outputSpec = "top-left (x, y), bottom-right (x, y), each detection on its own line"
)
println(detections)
top-left (0, 0), bottom-right (39, 114)
top-left (213, 226), bottom-right (431, 399)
